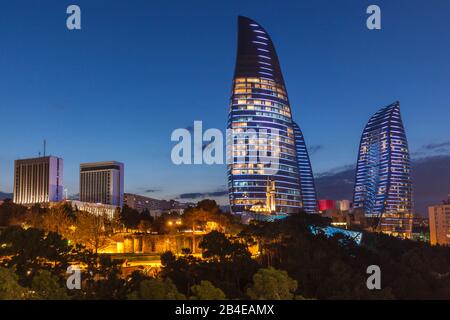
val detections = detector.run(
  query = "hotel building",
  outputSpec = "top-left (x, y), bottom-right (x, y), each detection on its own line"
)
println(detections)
top-left (227, 16), bottom-right (317, 216)
top-left (13, 156), bottom-right (63, 205)
top-left (353, 102), bottom-right (413, 238)
top-left (80, 161), bottom-right (124, 207)
top-left (429, 203), bottom-right (450, 246)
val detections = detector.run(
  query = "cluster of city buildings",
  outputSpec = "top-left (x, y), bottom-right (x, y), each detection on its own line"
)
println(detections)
top-left (12, 157), bottom-right (125, 218)
top-left (3, 16), bottom-right (449, 247)
top-left (226, 16), bottom-right (445, 242)
top-left (11, 157), bottom-right (186, 218)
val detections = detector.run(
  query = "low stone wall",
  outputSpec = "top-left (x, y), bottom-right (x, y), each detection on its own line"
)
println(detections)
top-left (113, 233), bottom-right (203, 254)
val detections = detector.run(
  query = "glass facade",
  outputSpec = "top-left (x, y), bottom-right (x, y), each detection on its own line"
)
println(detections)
top-left (227, 16), bottom-right (317, 216)
top-left (353, 101), bottom-right (413, 238)
top-left (293, 122), bottom-right (318, 214)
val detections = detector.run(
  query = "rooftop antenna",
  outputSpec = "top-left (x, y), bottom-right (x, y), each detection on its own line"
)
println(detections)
top-left (43, 139), bottom-right (46, 157)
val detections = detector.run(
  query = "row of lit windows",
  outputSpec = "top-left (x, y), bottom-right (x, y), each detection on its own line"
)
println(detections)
top-left (234, 99), bottom-right (290, 111)
top-left (230, 129), bottom-right (295, 145)
top-left (235, 77), bottom-right (280, 86)
top-left (231, 145), bottom-right (295, 155)
top-left (233, 105), bottom-right (291, 118)
top-left (232, 111), bottom-right (290, 122)
top-left (231, 199), bottom-right (302, 207)
top-left (234, 82), bottom-right (286, 94)
top-left (234, 89), bottom-right (287, 100)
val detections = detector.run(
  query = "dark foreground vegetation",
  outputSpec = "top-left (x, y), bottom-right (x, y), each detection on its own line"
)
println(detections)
top-left (1, 199), bottom-right (450, 300)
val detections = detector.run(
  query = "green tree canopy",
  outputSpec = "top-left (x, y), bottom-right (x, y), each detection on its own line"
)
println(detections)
top-left (0, 226), bottom-right (72, 286)
top-left (199, 230), bottom-right (251, 262)
top-left (190, 280), bottom-right (226, 300)
top-left (0, 200), bottom-right (27, 226)
top-left (0, 267), bottom-right (29, 300)
top-left (128, 278), bottom-right (185, 300)
top-left (31, 270), bottom-right (69, 300)
top-left (247, 267), bottom-right (298, 300)
top-left (120, 205), bottom-right (141, 230)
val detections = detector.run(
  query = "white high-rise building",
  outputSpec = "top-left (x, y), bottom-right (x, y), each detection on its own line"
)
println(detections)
top-left (79, 161), bottom-right (124, 207)
top-left (13, 156), bottom-right (63, 205)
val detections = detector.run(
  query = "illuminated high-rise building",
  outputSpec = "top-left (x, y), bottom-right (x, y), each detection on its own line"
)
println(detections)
top-left (80, 161), bottom-right (124, 207)
top-left (13, 156), bottom-right (63, 205)
top-left (227, 16), bottom-right (317, 216)
top-left (293, 122), bottom-right (318, 213)
top-left (429, 202), bottom-right (450, 246)
top-left (353, 101), bottom-right (413, 238)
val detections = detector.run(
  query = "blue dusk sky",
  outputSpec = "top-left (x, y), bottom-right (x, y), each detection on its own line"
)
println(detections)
top-left (1, 0), bottom-right (449, 204)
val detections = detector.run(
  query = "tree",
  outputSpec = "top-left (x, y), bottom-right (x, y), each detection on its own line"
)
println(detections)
top-left (199, 231), bottom-right (252, 262)
top-left (0, 200), bottom-right (27, 226)
top-left (120, 205), bottom-right (141, 230)
top-left (199, 231), bottom-right (233, 260)
top-left (160, 251), bottom-right (202, 296)
top-left (183, 200), bottom-right (222, 232)
top-left (160, 233), bottom-right (258, 299)
top-left (128, 278), bottom-right (185, 300)
top-left (247, 267), bottom-right (298, 300)
top-left (137, 219), bottom-right (152, 233)
top-left (41, 202), bottom-right (73, 238)
top-left (0, 267), bottom-right (29, 299)
top-left (190, 280), bottom-right (226, 300)
top-left (73, 211), bottom-right (113, 254)
top-left (0, 226), bottom-right (72, 286)
top-left (196, 200), bottom-right (221, 214)
top-left (22, 204), bottom-right (46, 229)
top-left (31, 270), bottom-right (69, 300)
top-left (78, 254), bottom-right (128, 300)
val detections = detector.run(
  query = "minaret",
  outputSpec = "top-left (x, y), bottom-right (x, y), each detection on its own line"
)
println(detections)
top-left (270, 180), bottom-right (276, 212)
top-left (265, 178), bottom-right (276, 213)
top-left (265, 177), bottom-right (271, 212)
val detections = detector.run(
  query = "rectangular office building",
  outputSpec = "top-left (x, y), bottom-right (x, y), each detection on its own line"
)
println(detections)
top-left (429, 203), bottom-right (450, 246)
top-left (80, 161), bottom-right (124, 207)
top-left (13, 156), bottom-right (63, 205)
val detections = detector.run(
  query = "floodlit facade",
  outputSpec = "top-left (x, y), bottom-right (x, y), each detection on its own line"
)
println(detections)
top-left (124, 193), bottom-right (187, 213)
top-left (429, 203), bottom-right (450, 246)
top-left (68, 200), bottom-right (119, 220)
top-left (227, 16), bottom-right (317, 216)
top-left (80, 161), bottom-right (124, 207)
top-left (13, 156), bottom-right (63, 205)
top-left (353, 101), bottom-right (413, 238)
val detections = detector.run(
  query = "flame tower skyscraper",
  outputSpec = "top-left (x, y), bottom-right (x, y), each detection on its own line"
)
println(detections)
top-left (353, 101), bottom-right (413, 238)
top-left (227, 16), bottom-right (317, 216)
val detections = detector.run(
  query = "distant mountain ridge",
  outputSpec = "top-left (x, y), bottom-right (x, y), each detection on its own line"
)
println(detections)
top-left (0, 192), bottom-right (13, 200)
top-left (315, 154), bottom-right (450, 216)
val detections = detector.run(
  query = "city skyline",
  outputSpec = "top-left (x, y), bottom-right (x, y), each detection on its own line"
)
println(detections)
top-left (2, 1), bottom-right (450, 306)
top-left (1, 1), bottom-right (450, 210)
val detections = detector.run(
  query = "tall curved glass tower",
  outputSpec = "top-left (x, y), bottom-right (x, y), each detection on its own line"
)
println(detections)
top-left (293, 122), bottom-right (318, 213)
top-left (353, 101), bottom-right (413, 238)
top-left (227, 16), bottom-right (317, 216)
